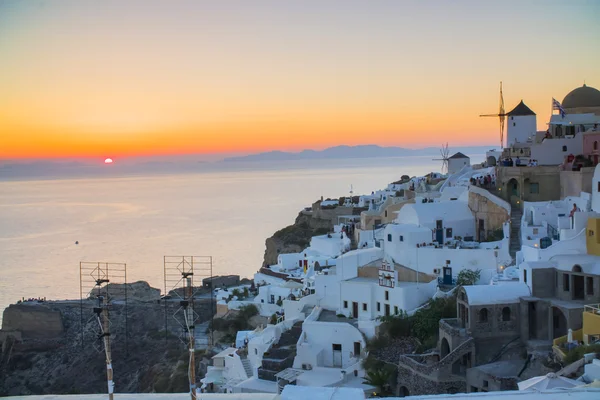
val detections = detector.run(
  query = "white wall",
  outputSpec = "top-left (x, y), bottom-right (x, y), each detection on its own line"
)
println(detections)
top-left (448, 157), bottom-right (470, 175)
top-left (335, 247), bottom-right (383, 280)
top-left (530, 136), bottom-right (583, 165)
top-left (507, 115), bottom-right (537, 145)
top-left (396, 202), bottom-right (476, 240)
top-left (277, 253), bottom-right (304, 271)
top-left (389, 247), bottom-right (499, 276)
top-left (295, 320), bottom-right (366, 369)
top-left (310, 234), bottom-right (351, 257)
top-left (339, 279), bottom-right (438, 320)
top-left (283, 294), bottom-right (318, 321)
top-left (593, 164), bottom-right (600, 212)
top-left (520, 228), bottom-right (587, 262)
top-left (314, 273), bottom-right (343, 311)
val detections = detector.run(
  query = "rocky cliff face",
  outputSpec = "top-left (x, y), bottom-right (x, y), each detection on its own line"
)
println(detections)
top-left (0, 282), bottom-right (215, 396)
top-left (2, 304), bottom-right (64, 340)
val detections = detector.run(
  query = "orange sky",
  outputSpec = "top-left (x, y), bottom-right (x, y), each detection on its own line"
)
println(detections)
top-left (1, 1), bottom-right (599, 160)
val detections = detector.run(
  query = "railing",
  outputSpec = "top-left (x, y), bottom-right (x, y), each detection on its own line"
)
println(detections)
top-left (585, 304), bottom-right (600, 314)
top-left (547, 224), bottom-right (560, 241)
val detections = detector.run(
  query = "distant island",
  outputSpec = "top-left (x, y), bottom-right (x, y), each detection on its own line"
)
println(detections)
top-left (222, 145), bottom-right (496, 162)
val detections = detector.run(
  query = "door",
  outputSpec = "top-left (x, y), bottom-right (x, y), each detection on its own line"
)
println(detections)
top-left (478, 219), bottom-right (485, 242)
top-left (354, 342), bottom-right (361, 358)
top-left (352, 302), bottom-right (359, 318)
top-left (332, 344), bottom-right (342, 367)
top-left (384, 304), bottom-right (390, 317)
top-left (528, 302), bottom-right (537, 340)
top-left (443, 267), bottom-right (453, 285)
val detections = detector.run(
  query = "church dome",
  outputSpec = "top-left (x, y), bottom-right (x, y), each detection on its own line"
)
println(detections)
top-left (562, 84), bottom-right (600, 109)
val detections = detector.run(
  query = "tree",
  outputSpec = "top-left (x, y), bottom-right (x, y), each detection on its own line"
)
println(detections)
top-left (363, 368), bottom-right (393, 395)
top-left (456, 269), bottom-right (481, 286)
top-left (242, 287), bottom-right (249, 299)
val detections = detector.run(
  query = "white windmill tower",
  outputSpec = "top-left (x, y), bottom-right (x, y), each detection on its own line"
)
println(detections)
top-left (432, 143), bottom-right (450, 174)
top-left (344, 184), bottom-right (354, 207)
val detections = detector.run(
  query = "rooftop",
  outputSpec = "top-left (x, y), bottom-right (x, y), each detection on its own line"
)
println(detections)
top-left (507, 100), bottom-right (536, 116)
top-left (462, 283), bottom-right (530, 306)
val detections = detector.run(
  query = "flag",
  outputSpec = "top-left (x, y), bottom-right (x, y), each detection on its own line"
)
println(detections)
top-left (552, 98), bottom-right (566, 118)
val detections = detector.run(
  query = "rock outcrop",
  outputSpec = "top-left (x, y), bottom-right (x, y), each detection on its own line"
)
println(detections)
top-left (0, 282), bottom-right (216, 396)
top-left (1, 304), bottom-right (64, 340)
top-left (89, 280), bottom-right (161, 302)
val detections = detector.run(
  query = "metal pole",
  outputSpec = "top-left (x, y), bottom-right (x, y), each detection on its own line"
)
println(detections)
top-left (101, 297), bottom-right (114, 400)
top-left (187, 277), bottom-right (197, 400)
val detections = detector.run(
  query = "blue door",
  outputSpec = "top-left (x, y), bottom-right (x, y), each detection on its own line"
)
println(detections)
top-left (443, 267), bottom-right (453, 285)
top-left (436, 229), bottom-right (444, 244)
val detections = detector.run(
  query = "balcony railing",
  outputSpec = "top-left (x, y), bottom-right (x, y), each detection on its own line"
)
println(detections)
top-left (584, 304), bottom-right (600, 314)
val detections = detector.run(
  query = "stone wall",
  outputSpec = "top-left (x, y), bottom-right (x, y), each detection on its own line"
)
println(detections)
top-left (89, 281), bottom-right (161, 302)
top-left (396, 338), bottom-right (475, 396)
top-left (468, 190), bottom-right (509, 239)
top-left (560, 168), bottom-right (594, 198)
top-left (495, 166), bottom-right (561, 205)
top-left (1, 304), bottom-right (64, 340)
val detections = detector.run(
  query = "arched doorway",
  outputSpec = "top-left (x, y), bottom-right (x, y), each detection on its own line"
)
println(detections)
top-left (440, 337), bottom-right (450, 358)
top-left (507, 178), bottom-right (520, 205)
top-left (487, 156), bottom-right (497, 166)
top-left (552, 307), bottom-right (568, 339)
top-left (398, 386), bottom-right (409, 397)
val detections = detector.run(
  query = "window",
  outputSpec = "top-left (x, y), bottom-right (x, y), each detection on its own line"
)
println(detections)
top-left (523, 270), bottom-right (527, 284)
top-left (587, 277), bottom-right (594, 295)
top-left (363, 303), bottom-right (367, 311)
top-left (483, 380), bottom-right (489, 388)
top-left (502, 307), bottom-right (511, 321)
top-left (399, 235), bottom-right (404, 242)
top-left (562, 145), bottom-right (568, 152)
top-left (598, 182), bottom-right (600, 192)
top-left (572, 265), bottom-right (582, 273)
top-left (594, 141), bottom-right (598, 151)
top-left (270, 295), bottom-right (275, 304)
top-left (332, 344), bottom-right (342, 351)
top-left (354, 342), bottom-right (361, 357)
top-left (387, 234), bottom-right (392, 242)
top-left (530, 183), bottom-right (539, 194)
top-left (394, 306), bottom-right (399, 315)
top-left (563, 274), bottom-right (570, 292)
top-left (344, 301), bottom-right (348, 308)
top-left (479, 308), bottom-right (488, 323)
top-left (385, 291), bottom-right (389, 301)
top-left (513, 122), bottom-right (516, 127)
top-left (255, 349), bottom-right (258, 355)
top-left (385, 210), bottom-right (388, 217)
top-left (446, 228), bottom-right (453, 238)
top-left (377, 302), bottom-right (381, 312)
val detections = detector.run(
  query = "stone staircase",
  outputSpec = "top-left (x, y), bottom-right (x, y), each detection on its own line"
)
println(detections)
top-left (509, 207), bottom-right (523, 261)
top-left (241, 358), bottom-right (254, 378)
top-left (257, 321), bottom-right (303, 382)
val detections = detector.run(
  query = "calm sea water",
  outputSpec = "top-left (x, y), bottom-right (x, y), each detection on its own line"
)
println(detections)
top-left (0, 156), bottom-right (480, 321)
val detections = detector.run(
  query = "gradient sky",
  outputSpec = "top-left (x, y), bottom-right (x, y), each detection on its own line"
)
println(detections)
top-left (1, 0), bottom-right (599, 159)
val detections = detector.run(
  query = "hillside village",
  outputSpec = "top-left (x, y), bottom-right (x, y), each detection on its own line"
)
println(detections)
top-left (198, 83), bottom-right (600, 398)
top-left (2, 84), bottom-right (600, 399)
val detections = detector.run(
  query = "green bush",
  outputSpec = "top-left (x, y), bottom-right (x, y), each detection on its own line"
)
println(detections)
top-left (456, 269), bottom-right (481, 286)
top-left (269, 313), bottom-right (278, 324)
top-left (564, 344), bottom-right (600, 364)
top-left (238, 304), bottom-right (259, 320)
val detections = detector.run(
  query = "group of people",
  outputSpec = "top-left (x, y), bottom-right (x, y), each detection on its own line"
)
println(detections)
top-left (470, 174), bottom-right (496, 188)
top-left (18, 297), bottom-right (46, 303)
top-left (501, 156), bottom-right (538, 167)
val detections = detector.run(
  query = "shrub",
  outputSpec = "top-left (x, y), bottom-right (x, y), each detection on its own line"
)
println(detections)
top-left (238, 304), bottom-right (259, 320)
top-left (456, 269), bottom-right (481, 286)
top-left (269, 313), bottom-right (278, 325)
top-left (276, 298), bottom-right (283, 307)
top-left (564, 344), bottom-right (600, 364)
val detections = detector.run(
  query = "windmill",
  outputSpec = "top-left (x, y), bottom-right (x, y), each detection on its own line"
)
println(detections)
top-left (432, 143), bottom-right (450, 174)
top-left (480, 81), bottom-right (506, 149)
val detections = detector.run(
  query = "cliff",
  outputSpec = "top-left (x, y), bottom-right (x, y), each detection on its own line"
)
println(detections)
top-left (0, 282), bottom-right (216, 396)
top-left (262, 200), bottom-right (365, 266)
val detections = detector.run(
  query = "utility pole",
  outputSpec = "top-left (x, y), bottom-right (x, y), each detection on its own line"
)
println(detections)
top-left (94, 295), bottom-right (114, 400)
top-left (185, 276), bottom-right (197, 400)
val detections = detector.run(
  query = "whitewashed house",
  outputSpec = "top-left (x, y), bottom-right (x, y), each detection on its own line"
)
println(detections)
top-left (395, 200), bottom-right (476, 242)
top-left (201, 348), bottom-right (253, 393)
top-left (448, 152), bottom-right (471, 175)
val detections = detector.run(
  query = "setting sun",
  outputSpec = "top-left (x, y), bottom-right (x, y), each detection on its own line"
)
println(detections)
top-left (104, 158), bottom-right (113, 164)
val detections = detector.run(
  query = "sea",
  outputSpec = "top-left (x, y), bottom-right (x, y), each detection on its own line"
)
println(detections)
top-left (0, 155), bottom-right (483, 322)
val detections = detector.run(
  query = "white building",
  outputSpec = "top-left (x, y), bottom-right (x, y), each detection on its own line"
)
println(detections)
top-left (308, 233), bottom-right (351, 258)
top-left (506, 100), bottom-right (537, 145)
top-left (448, 152), bottom-right (471, 175)
top-left (201, 348), bottom-right (253, 393)
top-left (395, 200), bottom-right (476, 242)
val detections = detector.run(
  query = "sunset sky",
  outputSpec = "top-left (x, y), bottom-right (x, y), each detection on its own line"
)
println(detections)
top-left (1, 0), bottom-right (599, 160)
